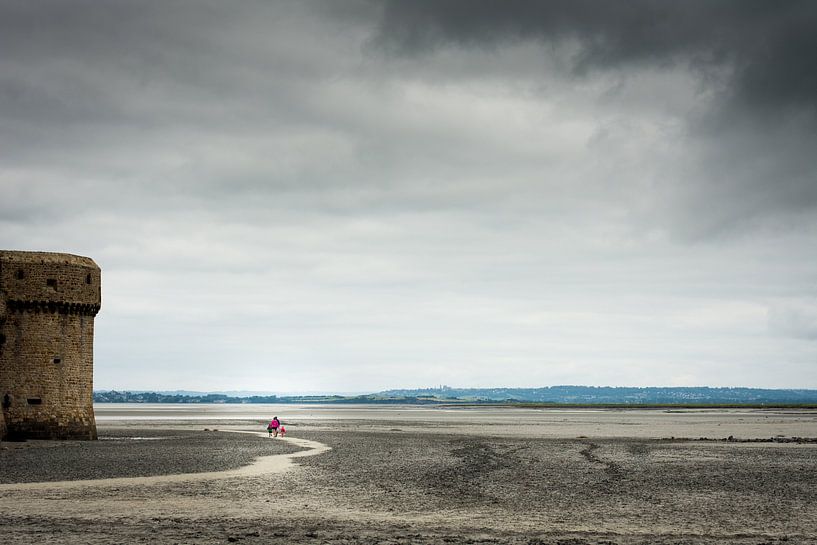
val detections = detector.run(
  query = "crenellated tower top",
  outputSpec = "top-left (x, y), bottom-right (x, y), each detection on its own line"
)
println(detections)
top-left (0, 251), bottom-right (101, 316)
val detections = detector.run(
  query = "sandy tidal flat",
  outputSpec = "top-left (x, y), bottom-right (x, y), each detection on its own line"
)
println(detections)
top-left (1, 405), bottom-right (816, 544)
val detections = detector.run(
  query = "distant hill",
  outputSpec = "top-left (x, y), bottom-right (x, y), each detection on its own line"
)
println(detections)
top-left (380, 386), bottom-right (817, 405)
top-left (94, 386), bottom-right (817, 405)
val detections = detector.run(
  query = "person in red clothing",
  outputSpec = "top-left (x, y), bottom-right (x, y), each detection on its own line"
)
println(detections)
top-left (267, 416), bottom-right (280, 437)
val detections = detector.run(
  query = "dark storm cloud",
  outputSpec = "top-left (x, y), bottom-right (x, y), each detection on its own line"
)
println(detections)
top-left (375, 0), bottom-right (817, 117)
top-left (370, 0), bottom-right (817, 241)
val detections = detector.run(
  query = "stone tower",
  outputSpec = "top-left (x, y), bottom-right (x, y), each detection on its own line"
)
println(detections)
top-left (0, 251), bottom-right (101, 440)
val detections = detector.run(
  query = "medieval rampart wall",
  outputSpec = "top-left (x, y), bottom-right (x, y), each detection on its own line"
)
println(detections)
top-left (0, 251), bottom-right (101, 440)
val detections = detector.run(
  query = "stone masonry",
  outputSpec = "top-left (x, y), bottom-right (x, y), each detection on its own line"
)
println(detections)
top-left (0, 251), bottom-right (101, 440)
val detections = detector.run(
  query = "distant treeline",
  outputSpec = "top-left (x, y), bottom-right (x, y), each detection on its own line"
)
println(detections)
top-left (93, 391), bottom-right (449, 404)
top-left (382, 386), bottom-right (817, 405)
top-left (94, 386), bottom-right (817, 405)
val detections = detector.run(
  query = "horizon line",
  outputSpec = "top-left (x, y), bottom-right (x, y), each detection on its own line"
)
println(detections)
top-left (93, 385), bottom-right (817, 396)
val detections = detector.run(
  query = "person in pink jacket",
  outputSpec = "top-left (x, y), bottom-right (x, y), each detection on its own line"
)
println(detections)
top-left (267, 416), bottom-right (280, 437)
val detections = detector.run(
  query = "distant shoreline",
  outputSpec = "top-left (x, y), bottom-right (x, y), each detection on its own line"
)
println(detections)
top-left (94, 385), bottom-right (817, 407)
top-left (92, 398), bottom-right (817, 410)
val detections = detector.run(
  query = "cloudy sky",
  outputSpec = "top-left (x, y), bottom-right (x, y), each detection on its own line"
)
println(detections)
top-left (2, 1), bottom-right (816, 392)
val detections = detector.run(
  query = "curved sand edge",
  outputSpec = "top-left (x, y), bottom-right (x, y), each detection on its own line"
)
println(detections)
top-left (0, 431), bottom-right (330, 491)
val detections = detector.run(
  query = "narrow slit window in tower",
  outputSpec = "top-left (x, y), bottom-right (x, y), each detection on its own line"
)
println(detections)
top-left (16, 269), bottom-right (24, 280)
top-left (47, 278), bottom-right (57, 288)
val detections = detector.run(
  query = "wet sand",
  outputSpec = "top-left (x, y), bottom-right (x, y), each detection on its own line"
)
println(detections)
top-left (1, 405), bottom-right (816, 544)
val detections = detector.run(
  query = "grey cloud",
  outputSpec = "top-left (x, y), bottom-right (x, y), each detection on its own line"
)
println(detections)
top-left (0, 1), bottom-right (378, 140)
top-left (370, 1), bottom-right (817, 240)
top-left (4, 0), bottom-right (813, 239)
top-left (769, 304), bottom-right (817, 340)
top-left (374, 0), bottom-right (817, 116)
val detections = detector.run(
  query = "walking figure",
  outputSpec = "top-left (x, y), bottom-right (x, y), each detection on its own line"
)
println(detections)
top-left (267, 416), bottom-right (280, 437)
